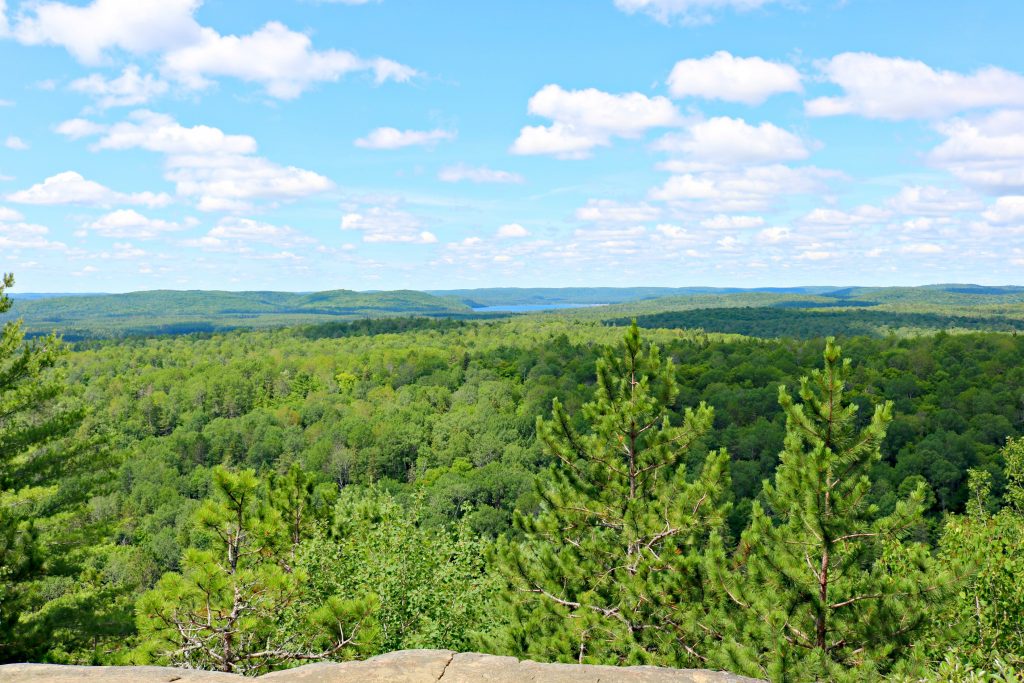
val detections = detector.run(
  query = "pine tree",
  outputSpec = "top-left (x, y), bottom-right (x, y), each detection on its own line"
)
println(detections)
top-left (714, 338), bottom-right (943, 680)
top-left (493, 322), bottom-right (731, 667)
top-left (0, 273), bottom-right (85, 657)
top-left (135, 466), bottom-right (377, 674)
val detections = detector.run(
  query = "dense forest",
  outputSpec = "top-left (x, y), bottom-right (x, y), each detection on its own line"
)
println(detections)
top-left (3, 274), bottom-right (1024, 680)
top-left (618, 307), bottom-right (1024, 339)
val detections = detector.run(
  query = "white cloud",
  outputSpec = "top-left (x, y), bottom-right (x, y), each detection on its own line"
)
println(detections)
top-left (528, 85), bottom-right (681, 135)
top-left (167, 154), bottom-right (333, 211)
top-left (511, 84), bottom-right (680, 158)
top-left (4, 136), bottom-right (28, 150)
top-left (982, 196), bottom-right (1024, 225)
top-left (806, 53), bottom-right (1024, 120)
top-left (576, 199), bottom-right (661, 223)
top-left (509, 123), bottom-right (600, 160)
top-left (572, 225), bottom-right (648, 254)
top-left (341, 207), bottom-right (438, 243)
top-left (55, 118), bottom-right (108, 139)
top-left (900, 217), bottom-right (942, 233)
top-left (496, 223), bottom-right (530, 238)
top-left (886, 185), bottom-right (983, 215)
top-left (714, 235), bottom-right (743, 251)
top-left (438, 164), bottom-right (523, 184)
top-left (208, 217), bottom-right (312, 243)
top-left (0, 207), bottom-right (24, 221)
top-left (796, 250), bottom-right (833, 261)
top-left (162, 21), bottom-right (417, 99)
top-left (649, 164), bottom-right (838, 212)
top-left (86, 209), bottom-right (193, 238)
top-left (9, 0), bottom-right (202, 64)
top-left (8, 0), bottom-right (415, 99)
top-left (700, 214), bottom-right (764, 229)
top-left (102, 242), bottom-right (146, 259)
top-left (928, 110), bottom-right (1024, 191)
top-left (667, 52), bottom-right (801, 104)
top-left (0, 201), bottom-right (66, 250)
top-left (655, 223), bottom-right (699, 242)
top-left (899, 243), bottom-right (943, 254)
top-left (58, 111), bottom-right (332, 210)
top-left (88, 110), bottom-right (257, 154)
top-left (756, 226), bottom-right (792, 243)
top-left (354, 127), bottom-right (456, 150)
top-left (0, 220), bottom-right (67, 251)
top-left (614, 0), bottom-right (781, 25)
top-left (798, 205), bottom-right (890, 226)
top-left (69, 65), bottom-right (169, 108)
top-left (183, 217), bottom-right (316, 251)
top-left (433, 231), bottom-right (555, 271)
top-left (653, 116), bottom-right (809, 164)
top-left (7, 171), bottom-right (172, 207)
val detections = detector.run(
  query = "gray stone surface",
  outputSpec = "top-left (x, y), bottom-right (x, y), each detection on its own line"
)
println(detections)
top-left (0, 650), bottom-right (763, 682)
top-left (0, 664), bottom-right (237, 682)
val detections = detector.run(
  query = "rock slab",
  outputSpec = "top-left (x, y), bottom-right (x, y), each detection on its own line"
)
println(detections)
top-left (0, 650), bottom-right (763, 682)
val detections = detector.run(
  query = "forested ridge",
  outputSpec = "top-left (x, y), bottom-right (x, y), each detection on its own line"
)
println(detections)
top-left (11, 283), bottom-right (1024, 341)
top-left (3, 276), bottom-right (1024, 680)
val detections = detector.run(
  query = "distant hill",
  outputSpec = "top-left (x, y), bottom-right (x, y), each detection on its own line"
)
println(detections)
top-left (6, 283), bottom-right (1024, 340)
top-left (2, 289), bottom-right (473, 339)
top-left (428, 286), bottom-right (848, 307)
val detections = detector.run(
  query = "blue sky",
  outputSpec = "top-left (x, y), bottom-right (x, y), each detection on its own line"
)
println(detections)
top-left (1, 0), bottom-right (1023, 292)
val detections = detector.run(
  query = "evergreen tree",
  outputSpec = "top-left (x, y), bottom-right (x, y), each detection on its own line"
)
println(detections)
top-left (493, 322), bottom-right (731, 666)
top-left (0, 273), bottom-right (86, 658)
top-left (714, 338), bottom-right (944, 680)
top-left (135, 466), bottom-right (377, 674)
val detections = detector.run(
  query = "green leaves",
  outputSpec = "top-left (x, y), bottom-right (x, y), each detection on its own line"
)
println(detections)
top-left (935, 439), bottom-right (1024, 670)
top-left (134, 466), bottom-right (373, 674)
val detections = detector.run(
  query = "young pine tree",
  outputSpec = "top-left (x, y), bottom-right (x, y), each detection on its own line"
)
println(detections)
top-left (714, 338), bottom-right (944, 681)
top-left (494, 322), bottom-right (731, 667)
top-left (135, 466), bottom-right (377, 674)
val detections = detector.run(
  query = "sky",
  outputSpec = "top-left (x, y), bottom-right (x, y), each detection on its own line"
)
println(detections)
top-left (1, 0), bottom-right (1024, 293)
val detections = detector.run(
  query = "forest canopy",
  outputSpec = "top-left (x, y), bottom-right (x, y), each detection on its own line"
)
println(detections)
top-left (1, 279), bottom-right (1023, 680)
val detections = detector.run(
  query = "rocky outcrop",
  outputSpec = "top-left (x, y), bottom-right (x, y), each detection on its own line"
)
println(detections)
top-left (0, 650), bottom-right (762, 682)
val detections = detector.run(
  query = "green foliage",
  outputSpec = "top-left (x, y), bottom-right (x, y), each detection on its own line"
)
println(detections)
top-left (299, 487), bottom-right (496, 654)
top-left (4, 283), bottom-right (1024, 677)
top-left (712, 339), bottom-right (946, 681)
top-left (934, 439), bottom-right (1024, 669)
top-left (622, 307), bottom-right (1024, 339)
top-left (493, 323), bottom-right (731, 667)
top-left (135, 466), bottom-right (376, 674)
top-left (0, 274), bottom-right (92, 660)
